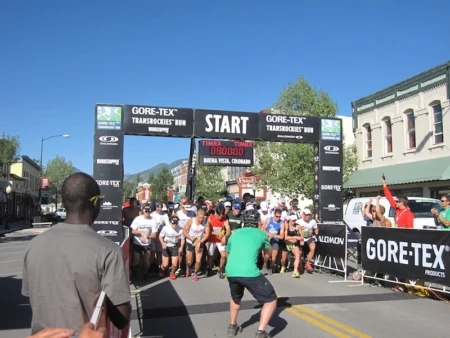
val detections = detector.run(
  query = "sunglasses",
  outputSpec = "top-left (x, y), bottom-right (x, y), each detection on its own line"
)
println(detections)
top-left (156, 204), bottom-right (163, 208)
top-left (171, 219), bottom-right (179, 223)
top-left (441, 200), bottom-right (447, 202)
top-left (144, 208), bottom-right (151, 213)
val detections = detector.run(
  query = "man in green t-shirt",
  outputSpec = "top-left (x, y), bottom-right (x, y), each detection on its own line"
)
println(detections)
top-left (432, 195), bottom-right (450, 230)
top-left (227, 203), bottom-right (243, 233)
top-left (225, 210), bottom-right (277, 338)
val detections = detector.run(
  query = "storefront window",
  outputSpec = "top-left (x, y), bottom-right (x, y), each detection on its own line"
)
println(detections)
top-left (429, 186), bottom-right (450, 199)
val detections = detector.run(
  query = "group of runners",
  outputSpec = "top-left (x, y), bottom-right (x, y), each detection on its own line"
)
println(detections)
top-left (122, 193), bottom-right (320, 281)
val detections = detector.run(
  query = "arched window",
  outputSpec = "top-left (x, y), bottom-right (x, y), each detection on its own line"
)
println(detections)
top-left (430, 101), bottom-right (443, 144)
top-left (382, 117), bottom-right (393, 154)
top-left (404, 110), bottom-right (416, 150)
top-left (363, 123), bottom-right (372, 158)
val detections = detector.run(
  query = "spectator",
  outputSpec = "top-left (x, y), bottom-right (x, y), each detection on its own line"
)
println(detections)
top-left (22, 172), bottom-right (131, 336)
top-left (382, 178), bottom-right (414, 228)
top-left (432, 194), bottom-right (450, 230)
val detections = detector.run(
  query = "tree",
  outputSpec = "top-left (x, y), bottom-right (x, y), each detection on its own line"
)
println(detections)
top-left (252, 77), bottom-right (338, 199)
top-left (0, 134), bottom-right (21, 177)
top-left (44, 156), bottom-right (74, 204)
top-left (195, 165), bottom-right (227, 202)
top-left (135, 172), bottom-right (141, 186)
top-left (343, 143), bottom-right (359, 203)
top-left (123, 180), bottom-right (134, 201)
top-left (147, 172), bottom-right (155, 185)
top-left (150, 167), bottom-right (173, 202)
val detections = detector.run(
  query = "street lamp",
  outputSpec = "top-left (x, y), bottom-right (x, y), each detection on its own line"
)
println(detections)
top-left (39, 134), bottom-right (70, 212)
top-left (4, 184), bottom-right (13, 230)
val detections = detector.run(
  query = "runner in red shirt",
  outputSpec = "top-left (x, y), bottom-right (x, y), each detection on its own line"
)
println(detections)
top-left (382, 178), bottom-right (414, 228)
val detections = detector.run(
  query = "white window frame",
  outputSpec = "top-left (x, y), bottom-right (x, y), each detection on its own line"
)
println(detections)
top-left (383, 117), bottom-right (393, 154)
top-left (432, 102), bottom-right (444, 145)
top-left (405, 110), bottom-right (416, 150)
top-left (363, 124), bottom-right (372, 158)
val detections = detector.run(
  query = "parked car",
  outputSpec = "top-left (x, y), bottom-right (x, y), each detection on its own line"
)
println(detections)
top-left (344, 197), bottom-right (441, 232)
top-left (49, 208), bottom-right (66, 221)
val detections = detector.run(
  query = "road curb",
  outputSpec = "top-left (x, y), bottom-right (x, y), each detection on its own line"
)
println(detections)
top-left (0, 227), bottom-right (26, 237)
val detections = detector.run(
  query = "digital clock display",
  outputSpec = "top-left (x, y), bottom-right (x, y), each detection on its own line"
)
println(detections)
top-left (209, 146), bottom-right (245, 156)
top-left (198, 140), bottom-right (254, 167)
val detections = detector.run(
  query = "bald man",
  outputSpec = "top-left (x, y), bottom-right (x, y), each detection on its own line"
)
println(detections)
top-left (22, 172), bottom-right (131, 336)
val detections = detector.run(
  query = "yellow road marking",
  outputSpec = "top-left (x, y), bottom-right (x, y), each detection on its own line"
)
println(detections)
top-left (293, 304), bottom-right (372, 338)
top-left (285, 307), bottom-right (351, 338)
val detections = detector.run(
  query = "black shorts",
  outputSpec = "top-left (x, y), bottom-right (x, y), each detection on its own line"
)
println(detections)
top-left (162, 246), bottom-right (179, 257)
top-left (186, 241), bottom-right (206, 252)
top-left (227, 275), bottom-right (277, 304)
top-left (133, 244), bottom-right (151, 255)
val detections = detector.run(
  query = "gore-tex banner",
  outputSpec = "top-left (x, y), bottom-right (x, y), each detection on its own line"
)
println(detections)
top-left (93, 180), bottom-right (124, 245)
top-left (193, 109), bottom-right (259, 140)
top-left (258, 114), bottom-right (321, 142)
top-left (315, 223), bottom-right (347, 259)
top-left (123, 105), bottom-right (194, 137)
top-left (361, 227), bottom-right (450, 286)
top-left (318, 140), bottom-right (343, 221)
top-left (313, 143), bottom-right (320, 220)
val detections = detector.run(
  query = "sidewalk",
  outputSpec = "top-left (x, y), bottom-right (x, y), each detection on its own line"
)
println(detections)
top-left (0, 220), bottom-right (29, 236)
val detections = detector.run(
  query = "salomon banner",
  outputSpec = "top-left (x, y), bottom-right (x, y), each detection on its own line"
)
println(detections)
top-left (361, 227), bottom-right (450, 286)
top-left (318, 139), bottom-right (343, 222)
top-left (313, 143), bottom-right (320, 221)
top-left (123, 105), bottom-right (194, 137)
top-left (93, 104), bottom-right (125, 245)
top-left (258, 114), bottom-right (321, 143)
top-left (193, 109), bottom-right (259, 140)
top-left (315, 223), bottom-right (347, 259)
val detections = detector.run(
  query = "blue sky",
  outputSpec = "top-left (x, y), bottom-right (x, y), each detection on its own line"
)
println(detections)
top-left (2, 0), bottom-right (450, 175)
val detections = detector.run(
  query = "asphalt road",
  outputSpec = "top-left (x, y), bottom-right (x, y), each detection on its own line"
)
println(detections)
top-left (1, 229), bottom-right (450, 338)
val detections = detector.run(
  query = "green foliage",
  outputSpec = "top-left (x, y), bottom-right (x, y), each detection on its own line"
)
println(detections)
top-left (135, 172), bottom-right (141, 186)
top-left (0, 134), bottom-right (21, 166)
top-left (252, 77), bottom-right (338, 199)
top-left (44, 156), bottom-right (74, 201)
top-left (147, 173), bottom-right (155, 184)
top-left (343, 143), bottom-right (359, 203)
top-left (150, 167), bottom-right (173, 202)
top-left (195, 165), bottom-right (227, 202)
top-left (122, 180), bottom-right (134, 200)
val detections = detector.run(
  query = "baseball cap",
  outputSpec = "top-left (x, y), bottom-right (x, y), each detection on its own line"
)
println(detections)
top-left (278, 197), bottom-right (286, 204)
top-left (233, 203), bottom-right (241, 209)
top-left (183, 204), bottom-right (192, 211)
top-left (170, 216), bottom-right (179, 224)
top-left (245, 202), bottom-right (254, 211)
top-left (224, 201), bottom-right (232, 207)
top-left (260, 201), bottom-right (268, 211)
top-left (303, 208), bottom-right (312, 215)
top-left (289, 214), bottom-right (298, 221)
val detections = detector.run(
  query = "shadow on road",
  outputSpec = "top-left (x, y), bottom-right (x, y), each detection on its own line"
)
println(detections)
top-left (0, 276), bottom-right (31, 332)
top-left (135, 280), bottom-right (198, 337)
top-left (0, 234), bottom-right (37, 243)
top-left (241, 306), bottom-right (288, 337)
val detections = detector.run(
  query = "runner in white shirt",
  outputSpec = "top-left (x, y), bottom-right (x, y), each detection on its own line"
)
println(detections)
top-left (296, 208), bottom-right (318, 273)
top-left (159, 215), bottom-right (184, 280)
top-left (130, 203), bottom-right (159, 279)
top-left (183, 209), bottom-right (210, 281)
top-left (258, 201), bottom-right (270, 227)
top-left (175, 202), bottom-right (196, 275)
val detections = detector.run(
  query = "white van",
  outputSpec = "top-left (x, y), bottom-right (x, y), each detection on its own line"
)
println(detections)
top-left (344, 197), bottom-right (440, 233)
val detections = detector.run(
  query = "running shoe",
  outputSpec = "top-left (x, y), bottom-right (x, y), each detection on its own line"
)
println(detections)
top-left (255, 330), bottom-right (270, 338)
top-left (292, 271), bottom-right (300, 278)
top-left (170, 272), bottom-right (176, 280)
top-left (227, 324), bottom-right (242, 337)
top-left (192, 273), bottom-right (199, 282)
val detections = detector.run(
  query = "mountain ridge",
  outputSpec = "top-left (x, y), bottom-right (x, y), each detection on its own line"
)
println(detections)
top-left (124, 158), bottom-right (188, 182)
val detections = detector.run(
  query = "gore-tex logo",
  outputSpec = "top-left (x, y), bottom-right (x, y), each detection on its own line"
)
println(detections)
top-left (366, 239), bottom-right (447, 270)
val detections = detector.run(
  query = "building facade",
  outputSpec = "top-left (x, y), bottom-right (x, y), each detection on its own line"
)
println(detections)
top-left (1, 155), bottom-right (41, 223)
top-left (171, 160), bottom-right (189, 202)
top-left (345, 61), bottom-right (450, 199)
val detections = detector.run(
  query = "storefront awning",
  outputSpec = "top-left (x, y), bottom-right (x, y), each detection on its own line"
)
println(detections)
top-left (344, 156), bottom-right (450, 189)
